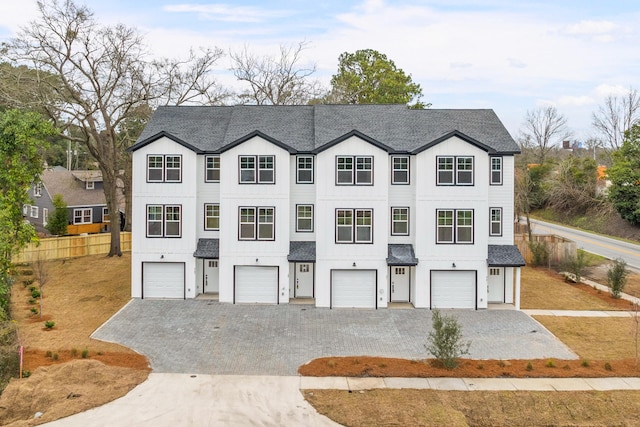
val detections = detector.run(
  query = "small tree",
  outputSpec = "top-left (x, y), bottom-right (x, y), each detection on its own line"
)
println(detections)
top-left (607, 258), bottom-right (629, 298)
top-left (32, 255), bottom-right (50, 319)
top-left (632, 302), bottom-right (639, 368)
top-left (560, 249), bottom-right (588, 283)
top-left (46, 194), bottom-right (68, 236)
top-left (425, 309), bottom-right (470, 369)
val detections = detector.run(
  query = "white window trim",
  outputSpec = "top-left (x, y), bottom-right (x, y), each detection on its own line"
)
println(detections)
top-left (103, 207), bottom-right (110, 223)
top-left (296, 155), bottom-right (314, 184)
top-left (205, 155), bottom-right (220, 183)
top-left (34, 183), bottom-right (42, 197)
top-left (490, 207), bottom-right (502, 236)
top-left (30, 206), bottom-right (39, 218)
top-left (296, 204), bottom-right (314, 232)
top-left (391, 156), bottom-right (410, 185)
top-left (73, 208), bottom-right (92, 225)
top-left (205, 203), bottom-right (220, 231)
top-left (43, 208), bottom-right (48, 227)
top-left (391, 207), bottom-right (409, 236)
top-left (86, 180), bottom-right (95, 190)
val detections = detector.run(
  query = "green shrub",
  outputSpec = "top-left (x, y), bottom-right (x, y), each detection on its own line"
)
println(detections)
top-left (526, 362), bottom-right (533, 371)
top-left (71, 348), bottom-right (78, 357)
top-left (20, 270), bottom-right (33, 276)
top-left (45, 350), bottom-right (52, 358)
top-left (425, 309), bottom-right (471, 369)
top-left (546, 359), bottom-right (555, 368)
top-left (607, 258), bottom-right (629, 299)
top-left (528, 241), bottom-right (549, 266)
top-left (28, 285), bottom-right (37, 293)
top-left (560, 249), bottom-right (588, 283)
top-left (81, 349), bottom-right (89, 359)
top-left (604, 362), bottom-right (613, 371)
top-left (28, 298), bottom-right (36, 305)
top-left (22, 279), bottom-right (33, 287)
top-left (31, 289), bottom-right (41, 299)
top-left (44, 320), bottom-right (55, 329)
top-left (581, 359), bottom-right (590, 367)
top-left (52, 352), bottom-right (59, 361)
top-left (21, 370), bottom-right (31, 378)
top-left (30, 308), bottom-right (38, 315)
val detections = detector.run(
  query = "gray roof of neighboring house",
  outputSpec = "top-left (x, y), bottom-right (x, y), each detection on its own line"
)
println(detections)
top-left (40, 168), bottom-right (107, 207)
top-left (133, 105), bottom-right (519, 154)
top-left (386, 244), bottom-right (419, 266)
top-left (287, 241), bottom-right (316, 262)
top-left (193, 238), bottom-right (219, 258)
top-left (487, 245), bottom-right (526, 267)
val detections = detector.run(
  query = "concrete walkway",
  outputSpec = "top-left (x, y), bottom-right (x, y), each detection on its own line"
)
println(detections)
top-left (583, 278), bottom-right (640, 305)
top-left (43, 373), bottom-right (640, 426)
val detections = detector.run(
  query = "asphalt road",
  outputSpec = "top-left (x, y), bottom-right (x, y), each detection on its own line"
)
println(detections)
top-left (527, 218), bottom-right (640, 270)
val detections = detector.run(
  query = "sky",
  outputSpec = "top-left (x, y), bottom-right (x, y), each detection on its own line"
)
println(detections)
top-left (1, 0), bottom-right (639, 141)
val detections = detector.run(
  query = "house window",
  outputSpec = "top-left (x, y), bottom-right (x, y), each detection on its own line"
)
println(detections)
top-left (146, 205), bottom-right (181, 237)
top-left (336, 156), bottom-right (373, 185)
top-left (336, 208), bottom-right (373, 243)
top-left (74, 208), bottom-right (92, 224)
top-left (239, 155), bottom-right (275, 184)
top-left (490, 157), bottom-right (503, 185)
top-left (205, 204), bottom-right (220, 230)
top-left (490, 268), bottom-right (500, 275)
top-left (436, 156), bottom-right (474, 185)
top-left (34, 183), bottom-right (42, 197)
top-left (239, 207), bottom-right (275, 240)
top-left (436, 209), bottom-right (474, 244)
top-left (391, 207), bottom-right (409, 236)
top-left (205, 156), bottom-right (220, 182)
top-left (391, 156), bottom-right (409, 184)
top-left (297, 156), bottom-right (314, 183)
top-left (296, 204), bottom-right (313, 232)
top-left (43, 208), bottom-right (48, 227)
top-left (23, 205), bottom-right (29, 216)
top-left (147, 155), bottom-right (182, 183)
top-left (490, 207), bottom-right (502, 236)
top-left (30, 206), bottom-right (39, 218)
top-left (103, 207), bottom-right (110, 223)
top-left (86, 180), bottom-right (95, 190)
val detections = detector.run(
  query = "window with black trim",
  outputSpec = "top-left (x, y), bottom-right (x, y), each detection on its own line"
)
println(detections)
top-left (296, 204), bottom-right (313, 232)
top-left (147, 155), bottom-right (182, 182)
top-left (206, 156), bottom-right (220, 182)
top-left (391, 156), bottom-right (409, 184)
top-left (336, 156), bottom-right (373, 185)
top-left (205, 204), bottom-right (220, 230)
top-left (490, 207), bottom-right (502, 236)
top-left (239, 155), bottom-right (275, 183)
top-left (490, 157), bottom-right (502, 185)
top-left (297, 156), bottom-right (314, 183)
top-left (436, 156), bottom-right (474, 185)
top-left (239, 207), bottom-right (275, 240)
top-left (336, 208), bottom-right (372, 243)
top-left (391, 207), bottom-right (409, 235)
top-left (146, 205), bottom-right (181, 237)
top-left (73, 208), bottom-right (91, 224)
top-left (436, 209), bottom-right (474, 243)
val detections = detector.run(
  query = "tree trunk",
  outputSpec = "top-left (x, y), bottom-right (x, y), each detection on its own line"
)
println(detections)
top-left (123, 152), bottom-right (133, 232)
top-left (100, 166), bottom-right (122, 257)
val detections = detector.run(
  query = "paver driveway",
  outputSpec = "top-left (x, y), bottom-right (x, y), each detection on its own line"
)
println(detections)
top-left (93, 300), bottom-right (576, 375)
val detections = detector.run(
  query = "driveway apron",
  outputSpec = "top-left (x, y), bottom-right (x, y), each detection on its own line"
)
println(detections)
top-left (93, 300), bottom-right (576, 375)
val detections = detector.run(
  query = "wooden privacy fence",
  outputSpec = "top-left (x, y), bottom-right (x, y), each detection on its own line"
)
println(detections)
top-left (13, 232), bottom-right (131, 263)
top-left (515, 233), bottom-right (577, 266)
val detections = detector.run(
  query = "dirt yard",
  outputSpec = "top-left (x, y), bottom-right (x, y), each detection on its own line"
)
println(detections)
top-left (0, 253), bottom-right (149, 426)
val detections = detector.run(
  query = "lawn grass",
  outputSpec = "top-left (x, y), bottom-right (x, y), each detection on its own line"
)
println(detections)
top-left (306, 389), bottom-right (640, 427)
top-left (520, 266), bottom-right (620, 310)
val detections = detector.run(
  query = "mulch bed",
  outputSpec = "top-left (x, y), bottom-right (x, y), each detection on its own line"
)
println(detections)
top-left (574, 282), bottom-right (637, 310)
top-left (23, 349), bottom-right (150, 372)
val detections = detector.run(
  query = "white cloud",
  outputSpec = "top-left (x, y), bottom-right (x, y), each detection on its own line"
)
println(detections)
top-left (557, 95), bottom-right (595, 107)
top-left (595, 84), bottom-right (630, 98)
top-left (507, 58), bottom-right (527, 68)
top-left (566, 20), bottom-right (617, 35)
top-left (0, 1), bottom-right (39, 36)
top-left (450, 62), bottom-right (473, 69)
top-left (163, 4), bottom-right (293, 23)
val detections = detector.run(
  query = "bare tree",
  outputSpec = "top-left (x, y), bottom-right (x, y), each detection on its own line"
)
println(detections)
top-left (3, 0), bottom-right (227, 255)
top-left (32, 256), bottom-right (50, 319)
top-left (519, 106), bottom-right (572, 164)
top-left (592, 87), bottom-right (640, 150)
top-left (230, 41), bottom-right (322, 105)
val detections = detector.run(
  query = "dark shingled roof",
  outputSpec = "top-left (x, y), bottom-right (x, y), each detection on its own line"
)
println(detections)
top-left (40, 168), bottom-right (106, 207)
top-left (488, 245), bottom-right (526, 267)
top-left (386, 244), bottom-right (419, 266)
top-left (133, 105), bottom-right (519, 154)
top-left (287, 241), bottom-right (316, 262)
top-left (193, 238), bottom-right (219, 258)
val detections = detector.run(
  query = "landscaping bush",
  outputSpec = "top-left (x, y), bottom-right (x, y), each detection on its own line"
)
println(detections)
top-left (425, 309), bottom-right (470, 369)
top-left (44, 320), bottom-right (55, 329)
top-left (0, 322), bottom-right (20, 392)
top-left (560, 249), bottom-right (588, 283)
top-left (607, 258), bottom-right (629, 298)
top-left (528, 241), bottom-right (549, 266)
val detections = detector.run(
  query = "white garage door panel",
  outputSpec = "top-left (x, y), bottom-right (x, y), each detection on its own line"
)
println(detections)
top-left (235, 266), bottom-right (278, 304)
top-left (332, 270), bottom-right (376, 308)
top-left (431, 271), bottom-right (475, 309)
top-left (143, 262), bottom-right (184, 299)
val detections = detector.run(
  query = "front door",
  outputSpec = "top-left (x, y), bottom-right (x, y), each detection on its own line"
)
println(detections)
top-left (204, 259), bottom-right (219, 293)
top-left (487, 267), bottom-right (504, 302)
top-left (295, 263), bottom-right (313, 298)
top-left (391, 266), bottom-right (410, 302)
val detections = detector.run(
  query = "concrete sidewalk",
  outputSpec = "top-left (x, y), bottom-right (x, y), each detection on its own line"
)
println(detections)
top-left (583, 278), bottom-right (640, 305)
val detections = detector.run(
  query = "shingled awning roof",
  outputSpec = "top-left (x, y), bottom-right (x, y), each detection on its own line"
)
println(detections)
top-left (488, 245), bottom-right (526, 267)
top-left (193, 238), bottom-right (219, 258)
top-left (386, 244), bottom-right (419, 266)
top-left (287, 241), bottom-right (316, 262)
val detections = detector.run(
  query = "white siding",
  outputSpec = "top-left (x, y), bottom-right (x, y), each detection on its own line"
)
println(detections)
top-left (388, 155), bottom-right (416, 244)
top-left (488, 155), bottom-right (515, 244)
top-left (289, 155), bottom-right (316, 240)
top-left (197, 154), bottom-right (221, 240)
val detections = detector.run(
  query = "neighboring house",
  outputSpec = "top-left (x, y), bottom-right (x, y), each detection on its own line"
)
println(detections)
top-left (128, 105), bottom-right (525, 309)
top-left (26, 166), bottom-right (114, 235)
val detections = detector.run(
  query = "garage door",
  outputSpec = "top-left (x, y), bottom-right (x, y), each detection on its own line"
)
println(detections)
top-left (331, 270), bottom-right (376, 308)
top-left (235, 266), bottom-right (278, 304)
top-left (431, 270), bottom-right (476, 309)
top-left (143, 262), bottom-right (185, 299)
